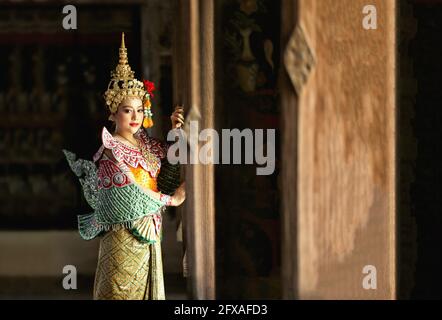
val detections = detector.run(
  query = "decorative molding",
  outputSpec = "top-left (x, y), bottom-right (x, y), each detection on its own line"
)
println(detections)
top-left (283, 24), bottom-right (315, 94)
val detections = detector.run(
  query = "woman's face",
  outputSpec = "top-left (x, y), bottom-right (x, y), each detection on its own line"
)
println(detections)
top-left (113, 97), bottom-right (143, 135)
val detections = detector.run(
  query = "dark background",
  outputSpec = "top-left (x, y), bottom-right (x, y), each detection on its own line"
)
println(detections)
top-left (0, 4), bottom-right (142, 229)
top-left (399, 0), bottom-right (442, 299)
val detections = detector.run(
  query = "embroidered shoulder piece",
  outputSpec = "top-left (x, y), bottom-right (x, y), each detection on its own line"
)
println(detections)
top-left (63, 148), bottom-right (169, 241)
top-left (93, 127), bottom-right (170, 178)
top-left (63, 149), bottom-right (99, 210)
top-left (136, 129), bottom-right (169, 160)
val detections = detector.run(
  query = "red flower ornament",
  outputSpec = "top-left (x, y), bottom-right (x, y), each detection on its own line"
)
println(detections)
top-left (143, 80), bottom-right (156, 99)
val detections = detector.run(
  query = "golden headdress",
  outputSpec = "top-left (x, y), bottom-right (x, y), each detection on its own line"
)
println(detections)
top-left (104, 33), bottom-right (154, 128)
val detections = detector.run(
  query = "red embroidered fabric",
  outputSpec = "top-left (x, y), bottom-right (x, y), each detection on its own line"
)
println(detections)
top-left (93, 127), bottom-right (168, 178)
top-left (97, 159), bottom-right (131, 189)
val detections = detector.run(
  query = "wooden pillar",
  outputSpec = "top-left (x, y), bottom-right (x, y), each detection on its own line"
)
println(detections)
top-left (280, 0), bottom-right (299, 300)
top-left (172, 0), bottom-right (216, 300)
top-left (282, 0), bottom-right (397, 299)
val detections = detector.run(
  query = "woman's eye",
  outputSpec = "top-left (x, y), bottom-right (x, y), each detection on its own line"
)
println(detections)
top-left (137, 109), bottom-right (143, 113)
top-left (124, 109), bottom-right (131, 113)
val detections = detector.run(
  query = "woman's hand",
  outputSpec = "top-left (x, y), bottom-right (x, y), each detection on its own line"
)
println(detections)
top-left (171, 182), bottom-right (186, 207)
top-left (171, 105), bottom-right (185, 129)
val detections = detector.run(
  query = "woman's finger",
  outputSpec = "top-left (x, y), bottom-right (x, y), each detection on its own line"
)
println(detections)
top-left (172, 114), bottom-right (184, 122)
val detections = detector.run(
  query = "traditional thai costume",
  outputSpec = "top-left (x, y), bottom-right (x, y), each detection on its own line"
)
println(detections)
top-left (63, 33), bottom-right (177, 300)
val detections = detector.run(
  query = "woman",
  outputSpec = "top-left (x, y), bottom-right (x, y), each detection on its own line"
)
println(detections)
top-left (63, 33), bottom-right (185, 300)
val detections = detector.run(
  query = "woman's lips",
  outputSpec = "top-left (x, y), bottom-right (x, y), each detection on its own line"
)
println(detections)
top-left (129, 123), bottom-right (139, 127)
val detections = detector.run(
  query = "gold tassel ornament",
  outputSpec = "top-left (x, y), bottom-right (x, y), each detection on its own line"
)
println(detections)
top-left (143, 96), bottom-right (154, 128)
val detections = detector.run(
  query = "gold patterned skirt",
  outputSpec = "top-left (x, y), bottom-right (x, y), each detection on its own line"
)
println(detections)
top-left (93, 227), bottom-right (165, 300)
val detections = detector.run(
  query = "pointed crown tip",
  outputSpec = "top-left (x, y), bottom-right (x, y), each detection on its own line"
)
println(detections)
top-left (121, 32), bottom-right (126, 49)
